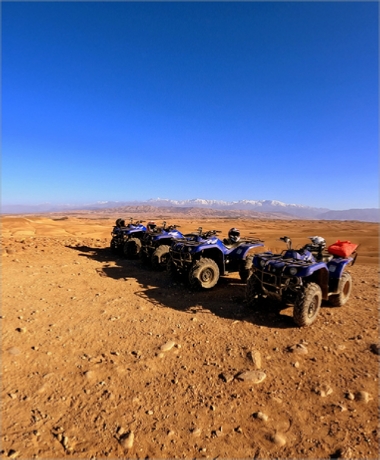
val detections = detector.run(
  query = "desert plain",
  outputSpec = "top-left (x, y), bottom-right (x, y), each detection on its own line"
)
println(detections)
top-left (1, 212), bottom-right (379, 459)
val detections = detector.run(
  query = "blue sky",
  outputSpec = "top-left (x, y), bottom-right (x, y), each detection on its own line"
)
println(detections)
top-left (2, 1), bottom-right (378, 210)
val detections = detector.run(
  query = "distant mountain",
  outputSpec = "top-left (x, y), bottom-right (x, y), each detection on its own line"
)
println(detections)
top-left (317, 208), bottom-right (379, 223)
top-left (1, 198), bottom-right (379, 222)
top-left (144, 198), bottom-right (330, 219)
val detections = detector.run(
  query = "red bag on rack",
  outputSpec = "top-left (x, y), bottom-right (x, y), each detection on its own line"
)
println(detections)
top-left (327, 240), bottom-right (358, 258)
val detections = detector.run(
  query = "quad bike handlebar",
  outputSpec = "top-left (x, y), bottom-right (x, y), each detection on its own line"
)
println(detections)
top-left (202, 229), bottom-right (221, 238)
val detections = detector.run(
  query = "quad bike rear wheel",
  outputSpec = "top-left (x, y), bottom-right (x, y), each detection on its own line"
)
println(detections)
top-left (293, 282), bottom-right (322, 327)
top-left (239, 255), bottom-right (253, 282)
top-left (329, 272), bottom-right (352, 307)
top-left (245, 275), bottom-right (263, 308)
top-left (188, 258), bottom-right (220, 290)
top-left (152, 245), bottom-right (170, 270)
top-left (124, 238), bottom-right (142, 258)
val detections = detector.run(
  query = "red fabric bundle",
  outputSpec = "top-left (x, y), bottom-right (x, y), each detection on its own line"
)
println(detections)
top-left (327, 240), bottom-right (358, 258)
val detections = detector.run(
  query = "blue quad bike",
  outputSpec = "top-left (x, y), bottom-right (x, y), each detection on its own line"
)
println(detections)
top-left (168, 229), bottom-right (264, 289)
top-left (139, 221), bottom-right (186, 270)
top-left (245, 236), bottom-right (358, 327)
top-left (110, 218), bottom-right (147, 257)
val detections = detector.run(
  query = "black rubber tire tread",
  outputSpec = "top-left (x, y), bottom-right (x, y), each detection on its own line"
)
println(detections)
top-left (245, 275), bottom-right (263, 308)
top-left (151, 245), bottom-right (171, 270)
top-left (188, 258), bottom-right (220, 290)
top-left (110, 239), bottom-right (118, 253)
top-left (166, 257), bottom-right (184, 282)
top-left (124, 237), bottom-right (142, 258)
top-left (293, 282), bottom-right (322, 327)
top-left (139, 249), bottom-right (150, 265)
top-left (239, 255), bottom-right (253, 282)
top-left (329, 272), bottom-right (352, 307)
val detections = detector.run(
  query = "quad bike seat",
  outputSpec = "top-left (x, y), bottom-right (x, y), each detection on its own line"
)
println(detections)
top-left (223, 239), bottom-right (242, 250)
top-left (313, 252), bottom-right (334, 263)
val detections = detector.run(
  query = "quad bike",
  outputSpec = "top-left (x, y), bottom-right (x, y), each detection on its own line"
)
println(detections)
top-left (110, 218), bottom-right (129, 254)
top-left (168, 228), bottom-right (264, 289)
top-left (139, 221), bottom-right (185, 270)
top-left (110, 218), bottom-right (146, 257)
top-left (245, 236), bottom-right (358, 327)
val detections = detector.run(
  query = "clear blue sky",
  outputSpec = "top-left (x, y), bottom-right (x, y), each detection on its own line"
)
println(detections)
top-left (2, 1), bottom-right (378, 210)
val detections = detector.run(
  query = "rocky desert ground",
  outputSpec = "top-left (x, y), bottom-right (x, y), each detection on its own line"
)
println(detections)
top-left (1, 213), bottom-right (379, 459)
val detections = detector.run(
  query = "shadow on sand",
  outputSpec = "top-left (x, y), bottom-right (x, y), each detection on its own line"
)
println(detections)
top-left (66, 244), bottom-right (302, 329)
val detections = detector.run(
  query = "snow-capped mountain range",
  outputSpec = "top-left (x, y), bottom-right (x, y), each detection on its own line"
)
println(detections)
top-left (1, 198), bottom-right (379, 222)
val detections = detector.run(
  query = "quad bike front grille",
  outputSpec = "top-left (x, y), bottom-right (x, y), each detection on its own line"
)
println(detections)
top-left (170, 249), bottom-right (192, 265)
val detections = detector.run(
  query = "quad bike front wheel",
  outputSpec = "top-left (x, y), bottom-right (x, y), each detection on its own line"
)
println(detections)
top-left (124, 238), bottom-right (142, 258)
top-left (293, 282), bottom-right (322, 327)
top-left (151, 245), bottom-right (170, 270)
top-left (167, 258), bottom-right (184, 282)
top-left (139, 249), bottom-right (150, 265)
top-left (239, 255), bottom-right (253, 282)
top-left (329, 272), bottom-right (352, 307)
top-left (110, 239), bottom-right (118, 254)
top-left (245, 275), bottom-right (263, 308)
top-left (188, 258), bottom-right (220, 290)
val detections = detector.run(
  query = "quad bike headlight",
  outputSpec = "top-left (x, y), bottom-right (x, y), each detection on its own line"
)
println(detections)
top-left (289, 267), bottom-right (298, 276)
top-left (329, 265), bottom-right (336, 273)
top-left (259, 259), bottom-right (266, 268)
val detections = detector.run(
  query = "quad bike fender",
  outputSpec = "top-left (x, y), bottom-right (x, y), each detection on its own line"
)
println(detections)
top-left (295, 262), bottom-right (328, 278)
top-left (193, 247), bottom-right (225, 273)
top-left (126, 230), bottom-right (145, 239)
top-left (327, 258), bottom-right (352, 279)
top-left (168, 230), bottom-right (184, 239)
top-left (309, 267), bottom-right (330, 300)
top-left (191, 238), bottom-right (221, 254)
top-left (153, 230), bottom-right (184, 242)
top-left (229, 243), bottom-right (259, 259)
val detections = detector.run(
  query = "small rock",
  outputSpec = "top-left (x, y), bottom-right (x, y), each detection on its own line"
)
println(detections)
top-left (271, 433), bottom-right (286, 447)
top-left (236, 370), bottom-right (266, 384)
top-left (355, 391), bottom-right (371, 403)
top-left (120, 431), bottom-right (134, 449)
top-left (370, 344), bottom-right (380, 355)
top-left (288, 344), bottom-right (308, 355)
top-left (219, 372), bottom-right (234, 383)
top-left (84, 370), bottom-right (95, 379)
top-left (314, 384), bottom-right (333, 397)
top-left (213, 426), bottom-right (223, 437)
top-left (247, 350), bottom-right (262, 369)
top-left (346, 392), bottom-right (355, 400)
top-left (160, 341), bottom-right (176, 352)
top-left (253, 411), bottom-right (268, 422)
top-left (15, 327), bottom-right (26, 333)
top-left (191, 427), bottom-right (202, 437)
top-left (335, 446), bottom-right (354, 458)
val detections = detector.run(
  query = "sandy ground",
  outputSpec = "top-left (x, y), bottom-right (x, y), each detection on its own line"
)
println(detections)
top-left (1, 214), bottom-right (379, 459)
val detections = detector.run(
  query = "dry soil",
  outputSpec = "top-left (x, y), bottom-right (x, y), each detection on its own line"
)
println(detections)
top-left (1, 215), bottom-right (379, 459)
